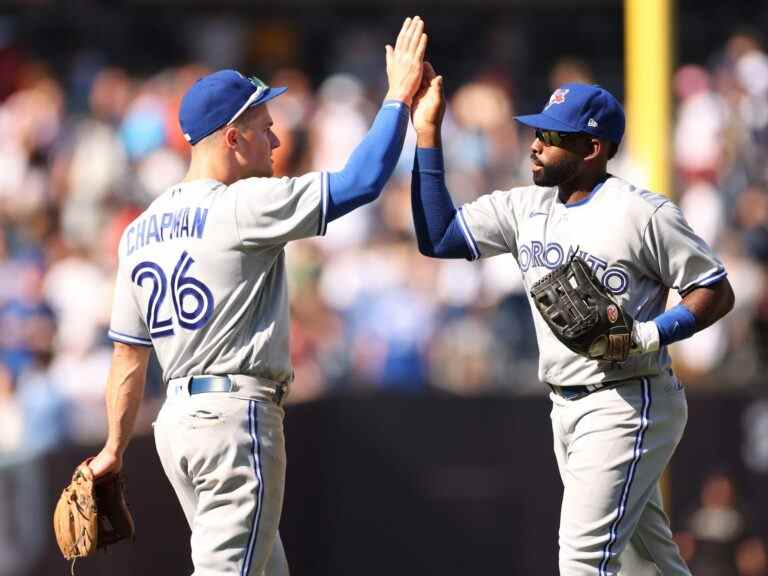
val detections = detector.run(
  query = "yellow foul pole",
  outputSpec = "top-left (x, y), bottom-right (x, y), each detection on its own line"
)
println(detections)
top-left (625, 0), bottom-right (673, 197)
top-left (625, 0), bottom-right (675, 512)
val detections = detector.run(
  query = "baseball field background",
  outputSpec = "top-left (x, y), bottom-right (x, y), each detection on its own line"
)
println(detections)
top-left (0, 0), bottom-right (766, 574)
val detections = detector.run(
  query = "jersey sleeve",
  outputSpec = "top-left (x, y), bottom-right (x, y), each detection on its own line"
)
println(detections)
top-left (108, 262), bottom-right (152, 347)
top-left (234, 171), bottom-right (329, 247)
top-left (642, 201), bottom-right (727, 293)
top-left (457, 191), bottom-right (518, 259)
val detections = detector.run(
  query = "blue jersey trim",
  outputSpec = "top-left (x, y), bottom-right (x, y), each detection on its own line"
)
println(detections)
top-left (382, 99), bottom-right (408, 112)
top-left (456, 208), bottom-right (480, 260)
top-left (598, 378), bottom-right (652, 575)
top-left (108, 329), bottom-right (153, 347)
top-left (318, 171), bottom-right (329, 236)
top-left (564, 176), bottom-right (610, 208)
top-left (683, 268), bottom-right (727, 292)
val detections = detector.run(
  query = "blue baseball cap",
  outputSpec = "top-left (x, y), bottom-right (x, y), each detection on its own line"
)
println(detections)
top-left (179, 69), bottom-right (287, 145)
top-left (515, 83), bottom-right (625, 144)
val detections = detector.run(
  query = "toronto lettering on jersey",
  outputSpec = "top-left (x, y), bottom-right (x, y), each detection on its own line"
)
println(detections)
top-left (126, 207), bottom-right (209, 256)
top-left (519, 241), bottom-right (630, 294)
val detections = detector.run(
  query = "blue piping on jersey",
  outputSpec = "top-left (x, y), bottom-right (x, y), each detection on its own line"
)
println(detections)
top-left (678, 268), bottom-right (728, 296)
top-left (682, 268), bottom-right (727, 293)
top-left (317, 172), bottom-right (329, 236)
top-left (242, 400), bottom-right (265, 576)
top-left (107, 329), bottom-right (153, 347)
top-left (457, 208), bottom-right (480, 260)
top-left (563, 175), bottom-right (611, 208)
top-left (598, 378), bottom-right (652, 575)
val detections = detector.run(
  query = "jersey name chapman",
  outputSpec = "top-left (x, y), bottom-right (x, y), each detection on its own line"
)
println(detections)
top-left (519, 241), bottom-right (630, 295)
top-left (126, 207), bottom-right (210, 256)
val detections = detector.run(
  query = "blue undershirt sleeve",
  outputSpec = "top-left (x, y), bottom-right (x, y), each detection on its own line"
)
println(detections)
top-left (411, 147), bottom-right (472, 259)
top-left (326, 100), bottom-right (409, 222)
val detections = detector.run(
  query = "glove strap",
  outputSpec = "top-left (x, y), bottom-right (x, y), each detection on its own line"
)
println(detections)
top-left (605, 332), bottom-right (632, 361)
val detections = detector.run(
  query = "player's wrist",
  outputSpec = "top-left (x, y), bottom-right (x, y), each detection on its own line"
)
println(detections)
top-left (104, 439), bottom-right (126, 459)
top-left (630, 320), bottom-right (660, 355)
top-left (416, 127), bottom-right (441, 148)
top-left (384, 90), bottom-right (413, 107)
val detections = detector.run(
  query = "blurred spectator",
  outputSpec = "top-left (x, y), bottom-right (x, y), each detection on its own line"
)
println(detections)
top-left (676, 471), bottom-right (767, 576)
top-left (57, 67), bottom-right (132, 246)
top-left (674, 64), bottom-right (727, 184)
top-left (309, 73), bottom-right (377, 252)
top-left (428, 314), bottom-right (497, 395)
top-left (548, 56), bottom-right (594, 90)
top-left (738, 537), bottom-right (768, 576)
top-left (0, 261), bottom-right (55, 380)
top-left (0, 363), bottom-right (21, 453)
top-left (0, 361), bottom-right (54, 576)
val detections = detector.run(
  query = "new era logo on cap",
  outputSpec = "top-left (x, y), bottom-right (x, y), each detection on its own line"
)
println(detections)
top-left (515, 83), bottom-right (625, 144)
top-left (179, 69), bottom-right (287, 146)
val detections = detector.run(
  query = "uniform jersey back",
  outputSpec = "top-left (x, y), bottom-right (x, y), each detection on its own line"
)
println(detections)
top-left (459, 175), bottom-right (726, 387)
top-left (109, 173), bottom-right (328, 383)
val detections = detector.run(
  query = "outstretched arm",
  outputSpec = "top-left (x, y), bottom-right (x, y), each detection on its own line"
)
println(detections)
top-left (410, 63), bottom-right (472, 259)
top-left (327, 16), bottom-right (427, 222)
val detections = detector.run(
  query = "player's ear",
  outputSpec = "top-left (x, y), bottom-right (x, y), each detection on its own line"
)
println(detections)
top-left (583, 138), bottom-right (603, 162)
top-left (222, 125), bottom-right (240, 149)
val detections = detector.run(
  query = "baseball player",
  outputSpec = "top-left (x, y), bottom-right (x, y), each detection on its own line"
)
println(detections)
top-left (409, 65), bottom-right (735, 575)
top-left (86, 16), bottom-right (427, 576)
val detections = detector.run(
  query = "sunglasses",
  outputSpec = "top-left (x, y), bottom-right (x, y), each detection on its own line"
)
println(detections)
top-left (535, 129), bottom-right (577, 147)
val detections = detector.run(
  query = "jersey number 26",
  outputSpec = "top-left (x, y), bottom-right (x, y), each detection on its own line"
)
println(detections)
top-left (131, 251), bottom-right (214, 337)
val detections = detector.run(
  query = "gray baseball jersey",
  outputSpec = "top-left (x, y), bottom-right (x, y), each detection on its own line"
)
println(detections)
top-left (457, 175), bottom-right (726, 387)
top-left (108, 173), bottom-right (328, 383)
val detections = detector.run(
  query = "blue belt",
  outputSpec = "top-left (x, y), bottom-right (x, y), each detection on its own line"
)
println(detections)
top-left (178, 375), bottom-right (288, 405)
top-left (549, 380), bottom-right (630, 401)
top-left (189, 375), bottom-right (234, 394)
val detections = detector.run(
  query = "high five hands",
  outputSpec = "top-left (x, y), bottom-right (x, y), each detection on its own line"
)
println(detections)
top-left (412, 61), bottom-right (445, 147)
top-left (385, 16), bottom-right (428, 107)
top-left (384, 17), bottom-right (444, 147)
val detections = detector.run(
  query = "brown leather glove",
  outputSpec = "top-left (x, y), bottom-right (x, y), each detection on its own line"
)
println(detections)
top-left (53, 459), bottom-right (135, 561)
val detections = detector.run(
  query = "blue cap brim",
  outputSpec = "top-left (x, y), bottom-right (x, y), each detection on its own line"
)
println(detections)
top-left (515, 112), bottom-right (582, 133)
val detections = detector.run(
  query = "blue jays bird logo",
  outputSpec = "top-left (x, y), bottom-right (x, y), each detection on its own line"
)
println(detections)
top-left (545, 88), bottom-right (569, 110)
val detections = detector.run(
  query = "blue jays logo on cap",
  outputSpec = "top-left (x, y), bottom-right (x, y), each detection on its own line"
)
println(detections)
top-left (516, 83), bottom-right (625, 144)
top-left (544, 88), bottom-right (570, 110)
top-left (179, 69), bottom-right (287, 145)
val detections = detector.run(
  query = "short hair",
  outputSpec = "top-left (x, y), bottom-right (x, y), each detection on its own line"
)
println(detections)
top-left (230, 106), bottom-right (260, 130)
top-left (607, 141), bottom-right (619, 160)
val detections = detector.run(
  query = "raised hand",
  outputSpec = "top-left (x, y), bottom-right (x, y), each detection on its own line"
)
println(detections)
top-left (412, 62), bottom-right (445, 146)
top-left (384, 16), bottom-right (428, 107)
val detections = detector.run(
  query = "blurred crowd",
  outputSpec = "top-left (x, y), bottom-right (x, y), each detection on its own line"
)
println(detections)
top-left (0, 26), bottom-right (766, 459)
top-left (673, 470), bottom-right (768, 576)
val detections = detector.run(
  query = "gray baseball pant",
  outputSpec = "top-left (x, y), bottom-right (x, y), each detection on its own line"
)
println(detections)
top-left (550, 374), bottom-right (691, 575)
top-left (154, 382), bottom-right (289, 576)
